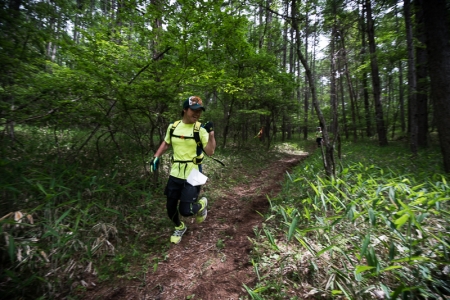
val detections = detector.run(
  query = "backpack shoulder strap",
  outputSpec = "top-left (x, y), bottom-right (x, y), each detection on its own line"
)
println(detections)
top-left (172, 120), bottom-right (182, 130)
top-left (170, 120), bottom-right (182, 142)
top-left (193, 121), bottom-right (202, 148)
top-left (193, 121), bottom-right (201, 132)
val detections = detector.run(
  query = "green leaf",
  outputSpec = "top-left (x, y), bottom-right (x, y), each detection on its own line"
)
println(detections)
top-left (94, 203), bottom-right (120, 215)
top-left (8, 235), bottom-right (15, 263)
top-left (360, 234), bottom-right (370, 258)
top-left (36, 183), bottom-right (47, 195)
top-left (393, 214), bottom-right (409, 229)
top-left (392, 256), bottom-right (430, 263)
top-left (368, 208), bottom-right (376, 225)
top-left (295, 236), bottom-right (316, 255)
top-left (243, 283), bottom-right (264, 300)
top-left (263, 228), bottom-right (278, 250)
top-left (389, 242), bottom-right (396, 261)
top-left (41, 224), bottom-right (60, 239)
top-left (303, 207), bottom-right (310, 220)
top-left (55, 208), bottom-right (72, 226)
top-left (355, 265), bottom-right (375, 274)
top-left (316, 244), bottom-right (335, 257)
top-left (287, 215), bottom-right (299, 242)
top-left (380, 265), bottom-right (403, 272)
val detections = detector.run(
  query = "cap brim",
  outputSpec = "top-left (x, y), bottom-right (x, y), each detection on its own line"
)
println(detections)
top-left (189, 105), bottom-right (205, 111)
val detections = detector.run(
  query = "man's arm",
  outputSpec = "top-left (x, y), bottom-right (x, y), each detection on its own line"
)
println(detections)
top-left (203, 132), bottom-right (216, 156)
top-left (154, 141), bottom-right (170, 157)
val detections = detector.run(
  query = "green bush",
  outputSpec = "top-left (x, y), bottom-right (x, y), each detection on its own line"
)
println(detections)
top-left (248, 141), bottom-right (450, 299)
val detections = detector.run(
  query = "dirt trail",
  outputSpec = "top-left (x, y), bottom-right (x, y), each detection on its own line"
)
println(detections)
top-left (93, 152), bottom-right (308, 300)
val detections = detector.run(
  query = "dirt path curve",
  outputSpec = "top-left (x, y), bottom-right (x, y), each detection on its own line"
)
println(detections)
top-left (92, 152), bottom-right (309, 300)
top-left (137, 153), bottom-right (308, 300)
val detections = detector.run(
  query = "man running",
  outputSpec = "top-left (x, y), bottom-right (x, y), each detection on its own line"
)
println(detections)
top-left (150, 96), bottom-right (216, 244)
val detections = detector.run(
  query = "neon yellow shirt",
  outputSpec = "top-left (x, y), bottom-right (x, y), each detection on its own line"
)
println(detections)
top-left (164, 121), bottom-right (209, 179)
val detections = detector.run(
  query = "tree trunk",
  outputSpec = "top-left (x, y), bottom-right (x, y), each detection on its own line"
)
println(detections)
top-left (395, 5), bottom-right (406, 134)
top-left (282, 0), bottom-right (289, 71)
top-left (292, 0), bottom-right (335, 177)
top-left (340, 36), bottom-right (357, 142)
top-left (302, 5), bottom-right (309, 140)
top-left (420, 0), bottom-right (450, 172)
top-left (359, 3), bottom-right (372, 138)
top-left (404, 0), bottom-right (418, 154)
top-left (365, 0), bottom-right (388, 146)
top-left (398, 60), bottom-right (406, 133)
top-left (339, 58), bottom-right (349, 140)
top-left (414, 0), bottom-right (429, 148)
top-left (330, 4), bottom-right (340, 163)
top-left (330, 21), bottom-right (339, 145)
top-left (221, 96), bottom-right (235, 148)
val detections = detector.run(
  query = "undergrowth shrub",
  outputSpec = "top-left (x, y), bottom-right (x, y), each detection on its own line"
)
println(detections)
top-left (0, 125), bottom-right (271, 299)
top-left (248, 141), bottom-right (450, 299)
top-left (0, 127), bottom-right (165, 298)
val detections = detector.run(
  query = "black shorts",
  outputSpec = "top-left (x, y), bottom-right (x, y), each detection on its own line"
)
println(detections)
top-left (164, 176), bottom-right (201, 203)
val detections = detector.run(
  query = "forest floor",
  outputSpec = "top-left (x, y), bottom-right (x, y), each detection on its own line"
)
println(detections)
top-left (81, 148), bottom-right (310, 300)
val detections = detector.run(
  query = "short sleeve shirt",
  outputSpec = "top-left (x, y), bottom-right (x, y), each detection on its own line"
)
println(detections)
top-left (164, 121), bottom-right (209, 179)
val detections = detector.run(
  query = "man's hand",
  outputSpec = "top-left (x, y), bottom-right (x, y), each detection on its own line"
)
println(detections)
top-left (149, 157), bottom-right (159, 172)
top-left (203, 121), bottom-right (214, 133)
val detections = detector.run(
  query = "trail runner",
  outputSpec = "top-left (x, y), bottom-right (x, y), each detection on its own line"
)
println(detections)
top-left (316, 127), bottom-right (323, 147)
top-left (150, 96), bottom-right (216, 244)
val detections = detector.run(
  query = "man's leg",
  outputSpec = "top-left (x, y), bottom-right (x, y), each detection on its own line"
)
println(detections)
top-left (165, 176), bottom-right (183, 226)
top-left (179, 183), bottom-right (202, 216)
top-left (179, 183), bottom-right (207, 223)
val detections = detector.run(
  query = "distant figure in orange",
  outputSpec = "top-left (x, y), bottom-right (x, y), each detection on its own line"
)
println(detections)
top-left (257, 127), bottom-right (263, 141)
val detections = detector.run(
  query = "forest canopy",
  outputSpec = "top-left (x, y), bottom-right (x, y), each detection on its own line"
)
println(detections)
top-left (1, 0), bottom-right (449, 174)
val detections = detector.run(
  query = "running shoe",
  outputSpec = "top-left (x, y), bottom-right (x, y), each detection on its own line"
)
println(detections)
top-left (196, 197), bottom-right (208, 223)
top-left (170, 222), bottom-right (187, 244)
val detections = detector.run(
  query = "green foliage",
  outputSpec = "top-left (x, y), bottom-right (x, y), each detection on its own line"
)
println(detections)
top-left (248, 141), bottom-right (450, 299)
top-left (0, 124), bottom-right (285, 298)
top-left (0, 125), bottom-right (164, 298)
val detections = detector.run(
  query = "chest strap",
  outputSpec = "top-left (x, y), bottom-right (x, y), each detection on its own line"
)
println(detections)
top-left (170, 120), bottom-right (204, 167)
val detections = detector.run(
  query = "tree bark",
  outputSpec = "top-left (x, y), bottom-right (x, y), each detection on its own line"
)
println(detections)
top-left (414, 0), bottom-right (429, 148)
top-left (339, 57), bottom-right (349, 140)
top-left (365, 0), bottom-right (388, 146)
top-left (330, 17), bottom-right (339, 146)
top-left (359, 2), bottom-right (372, 138)
top-left (339, 35), bottom-right (357, 142)
top-left (420, 0), bottom-right (450, 172)
top-left (404, 0), bottom-right (418, 154)
top-left (302, 6), bottom-right (310, 140)
top-left (394, 5), bottom-right (406, 134)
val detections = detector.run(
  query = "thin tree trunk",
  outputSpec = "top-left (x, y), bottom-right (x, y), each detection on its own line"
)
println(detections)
top-left (330, 4), bottom-right (340, 161)
top-left (414, 0), bottom-right (429, 148)
top-left (292, 0), bottom-right (335, 177)
top-left (338, 57), bottom-right (348, 140)
top-left (404, 0), bottom-right (418, 154)
top-left (395, 5), bottom-right (406, 133)
top-left (330, 24), bottom-right (339, 143)
top-left (365, 0), bottom-right (388, 146)
top-left (360, 3), bottom-right (372, 138)
top-left (340, 36), bottom-right (357, 142)
top-left (222, 96), bottom-right (235, 148)
top-left (302, 7), bottom-right (309, 140)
